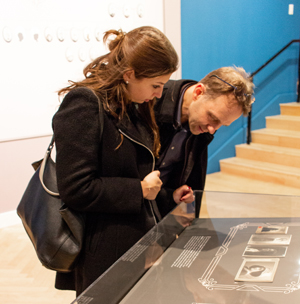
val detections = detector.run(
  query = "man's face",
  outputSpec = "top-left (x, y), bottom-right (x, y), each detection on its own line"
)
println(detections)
top-left (187, 93), bottom-right (243, 135)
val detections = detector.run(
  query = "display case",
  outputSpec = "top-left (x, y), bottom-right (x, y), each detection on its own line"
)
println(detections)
top-left (71, 191), bottom-right (300, 304)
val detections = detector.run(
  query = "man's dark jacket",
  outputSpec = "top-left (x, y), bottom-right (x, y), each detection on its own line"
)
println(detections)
top-left (154, 79), bottom-right (214, 217)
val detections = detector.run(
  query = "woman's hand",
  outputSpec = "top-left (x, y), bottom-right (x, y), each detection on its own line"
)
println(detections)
top-left (173, 185), bottom-right (194, 204)
top-left (141, 170), bottom-right (162, 200)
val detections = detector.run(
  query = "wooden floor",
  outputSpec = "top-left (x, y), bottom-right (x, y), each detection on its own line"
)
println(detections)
top-left (0, 224), bottom-right (75, 304)
top-left (1, 173), bottom-right (300, 304)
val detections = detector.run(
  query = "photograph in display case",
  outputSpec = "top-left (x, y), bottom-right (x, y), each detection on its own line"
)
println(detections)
top-left (235, 258), bottom-right (280, 282)
top-left (255, 225), bottom-right (288, 234)
top-left (248, 234), bottom-right (292, 245)
top-left (242, 245), bottom-right (288, 257)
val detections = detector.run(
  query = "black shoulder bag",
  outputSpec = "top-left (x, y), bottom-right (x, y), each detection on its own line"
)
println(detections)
top-left (17, 92), bottom-right (104, 273)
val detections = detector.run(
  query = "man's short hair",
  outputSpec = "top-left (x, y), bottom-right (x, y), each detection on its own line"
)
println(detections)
top-left (200, 66), bottom-right (255, 116)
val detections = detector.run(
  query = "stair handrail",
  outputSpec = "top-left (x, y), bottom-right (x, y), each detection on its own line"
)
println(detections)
top-left (247, 39), bottom-right (300, 144)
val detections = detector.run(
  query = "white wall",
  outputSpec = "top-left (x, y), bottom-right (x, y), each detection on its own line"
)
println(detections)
top-left (0, 0), bottom-right (165, 142)
top-left (163, 0), bottom-right (182, 79)
top-left (0, 136), bottom-right (53, 223)
top-left (0, 0), bottom-right (181, 219)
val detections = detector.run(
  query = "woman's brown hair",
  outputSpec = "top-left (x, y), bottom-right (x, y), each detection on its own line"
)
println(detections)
top-left (58, 26), bottom-right (178, 156)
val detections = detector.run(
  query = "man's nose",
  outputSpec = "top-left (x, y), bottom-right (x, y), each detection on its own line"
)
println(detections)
top-left (207, 123), bottom-right (221, 134)
top-left (207, 125), bottom-right (215, 134)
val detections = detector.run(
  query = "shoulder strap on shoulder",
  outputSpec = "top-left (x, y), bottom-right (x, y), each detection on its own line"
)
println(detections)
top-left (39, 88), bottom-right (104, 194)
top-left (95, 94), bottom-right (104, 141)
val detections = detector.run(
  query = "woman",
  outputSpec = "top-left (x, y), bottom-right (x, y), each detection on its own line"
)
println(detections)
top-left (52, 26), bottom-right (178, 295)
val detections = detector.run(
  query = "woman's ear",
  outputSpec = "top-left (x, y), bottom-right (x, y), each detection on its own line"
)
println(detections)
top-left (123, 69), bottom-right (135, 83)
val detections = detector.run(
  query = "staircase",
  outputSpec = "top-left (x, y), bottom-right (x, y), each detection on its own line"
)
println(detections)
top-left (218, 102), bottom-right (300, 188)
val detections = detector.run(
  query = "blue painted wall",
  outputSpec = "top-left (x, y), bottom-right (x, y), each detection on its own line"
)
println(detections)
top-left (181, 0), bottom-right (300, 173)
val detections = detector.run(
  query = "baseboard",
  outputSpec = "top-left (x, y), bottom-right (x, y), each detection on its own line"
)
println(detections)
top-left (0, 210), bottom-right (22, 229)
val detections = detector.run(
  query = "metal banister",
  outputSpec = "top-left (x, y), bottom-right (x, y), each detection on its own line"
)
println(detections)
top-left (247, 39), bottom-right (300, 144)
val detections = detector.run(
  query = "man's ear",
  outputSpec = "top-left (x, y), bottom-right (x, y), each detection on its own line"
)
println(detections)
top-left (123, 69), bottom-right (135, 83)
top-left (193, 83), bottom-right (206, 100)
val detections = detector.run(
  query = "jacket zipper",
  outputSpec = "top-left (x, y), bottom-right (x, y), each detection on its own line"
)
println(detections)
top-left (118, 129), bottom-right (158, 225)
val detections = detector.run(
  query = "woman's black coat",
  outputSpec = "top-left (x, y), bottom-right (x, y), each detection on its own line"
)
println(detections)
top-left (52, 87), bottom-right (159, 295)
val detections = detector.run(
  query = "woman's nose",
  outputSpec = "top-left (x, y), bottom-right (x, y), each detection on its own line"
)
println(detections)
top-left (155, 88), bottom-right (163, 99)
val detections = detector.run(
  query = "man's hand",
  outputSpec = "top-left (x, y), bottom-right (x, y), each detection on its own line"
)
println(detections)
top-left (173, 185), bottom-right (194, 204)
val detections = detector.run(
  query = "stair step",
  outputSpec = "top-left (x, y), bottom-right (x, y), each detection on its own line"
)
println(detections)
top-left (220, 157), bottom-right (300, 188)
top-left (236, 143), bottom-right (300, 168)
top-left (280, 102), bottom-right (300, 116)
top-left (266, 115), bottom-right (300, 131)
top-left (251, 128), bottom-right (300, 149)
top-left (205, 172), bottom-right (300, 196)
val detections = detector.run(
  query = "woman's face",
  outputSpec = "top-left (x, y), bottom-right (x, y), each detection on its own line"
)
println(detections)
top-left (124, 72), bottom-right (172, 104)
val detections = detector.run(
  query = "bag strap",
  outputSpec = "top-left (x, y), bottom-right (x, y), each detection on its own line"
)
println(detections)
top-left (39, 93), bottom-right (104, 196)
top-left (39, 137), bottom-right (58, 196)
top-left (97, 93), bottom-right (104, 141)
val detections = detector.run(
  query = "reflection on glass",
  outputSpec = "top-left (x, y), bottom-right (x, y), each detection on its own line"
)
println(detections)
top-left (72, 191), bottom-right (300, 304)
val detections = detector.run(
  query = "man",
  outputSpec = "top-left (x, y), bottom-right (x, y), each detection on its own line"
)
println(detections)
top-left (154, 66), bottom-right (255, 217)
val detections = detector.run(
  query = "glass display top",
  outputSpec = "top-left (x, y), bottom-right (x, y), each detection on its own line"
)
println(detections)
top-left (72, 191), bottom-right (300, 304)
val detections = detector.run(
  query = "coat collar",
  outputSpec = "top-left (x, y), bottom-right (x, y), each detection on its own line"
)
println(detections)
top-left (117, 104), bottom-right (153, 151)
top-left (155, 79), bottom-right (197, 125)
